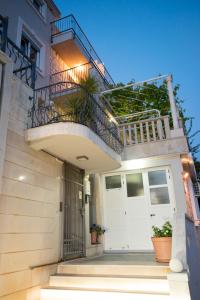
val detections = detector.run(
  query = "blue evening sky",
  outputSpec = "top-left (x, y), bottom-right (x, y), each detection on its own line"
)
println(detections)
top-left (55, 0), bottom-right (200, 157)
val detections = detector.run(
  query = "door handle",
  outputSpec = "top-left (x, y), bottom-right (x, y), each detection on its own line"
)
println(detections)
top-left (150, 214), bottom-right (156, 217)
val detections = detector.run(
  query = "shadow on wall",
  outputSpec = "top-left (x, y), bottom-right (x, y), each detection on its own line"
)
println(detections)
top-left (186, 216), bottom-right (200, 300)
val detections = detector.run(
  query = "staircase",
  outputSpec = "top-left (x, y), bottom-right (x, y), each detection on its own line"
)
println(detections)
top-left (40, 256), bottom-right (171, 300)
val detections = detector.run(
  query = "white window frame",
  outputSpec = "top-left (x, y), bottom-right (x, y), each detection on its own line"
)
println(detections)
top-left (21, 32), bottom-right (40, 67)
top-left (16, 17), bottom-right (46, 76)
top-left (147, 168), bottom-right (171, 206)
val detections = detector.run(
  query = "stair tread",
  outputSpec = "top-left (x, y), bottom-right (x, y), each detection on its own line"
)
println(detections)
top-left (60, 263), bottom-right (169, 267)
top-left (42, 286), bottom-right (170, 296)
top-left (52, 273), bottom-right (168, 279)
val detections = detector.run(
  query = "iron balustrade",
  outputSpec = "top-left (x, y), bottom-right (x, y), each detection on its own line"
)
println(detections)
top-left (51, 14), bottom-right (114, 87)
top-left (28, 81), bottom-right (123, 154)
top-left (50, 62), bottom-right (91, 85)
top-left (50, 61), bottom-right (110, 88)
top-left (0, 15), bottom-right (36, 88)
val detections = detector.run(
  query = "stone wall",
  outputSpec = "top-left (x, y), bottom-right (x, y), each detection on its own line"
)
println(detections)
top-left (0, 52), bottom-right (63, 300)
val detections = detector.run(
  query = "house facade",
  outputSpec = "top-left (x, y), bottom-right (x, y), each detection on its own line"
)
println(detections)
top-left (0, 1), bottom-right (200, 299)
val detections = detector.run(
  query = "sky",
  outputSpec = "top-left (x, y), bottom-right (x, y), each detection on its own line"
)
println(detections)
top-left (55, 0), bottom-right (200, 157)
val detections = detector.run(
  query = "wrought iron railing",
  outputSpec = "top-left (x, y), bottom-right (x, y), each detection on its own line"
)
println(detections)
top-left (28, 81), bottom-right (123, 154)
top-left (0, 15), bottom-right (36, 88)
top-left (51, 61), bottom-right (110, 88)
top-left (51, 14), bottom-right (114, 87)
top-left (51, 62), bottom-right (91, 85)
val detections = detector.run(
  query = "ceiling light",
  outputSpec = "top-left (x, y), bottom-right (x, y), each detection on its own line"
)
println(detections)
top-left (76, 155), bottom-right (89, 161)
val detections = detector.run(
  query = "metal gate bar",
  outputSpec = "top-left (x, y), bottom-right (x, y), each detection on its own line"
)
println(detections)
top-left (63, 162), bottom-right (85, 260)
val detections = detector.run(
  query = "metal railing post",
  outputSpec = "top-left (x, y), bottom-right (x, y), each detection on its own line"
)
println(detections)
top-left (31, 62), bottom-right (36, 90)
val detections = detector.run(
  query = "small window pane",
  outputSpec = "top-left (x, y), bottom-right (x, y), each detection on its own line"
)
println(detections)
top-left (21, 36), bottom-right (29, 55)
top-left (105, 175), bottom-right (121, 189)
top-left (126, 173), bottom-right (144, 197)
top-left (150, 187), bottom-right (169, 205)
top-left (148, 170), bottom-right (167, 186)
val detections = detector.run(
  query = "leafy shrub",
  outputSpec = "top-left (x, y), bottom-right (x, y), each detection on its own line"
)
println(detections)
top-left (152, 221), bottom-right (172, 237)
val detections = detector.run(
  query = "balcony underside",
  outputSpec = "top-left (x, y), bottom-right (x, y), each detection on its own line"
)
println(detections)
top-left (26, 122), bottom-right (121, 172)
top-left (52, 31), bottom-right (88, 67)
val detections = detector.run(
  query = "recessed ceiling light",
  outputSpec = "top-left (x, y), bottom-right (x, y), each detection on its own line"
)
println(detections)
top-left (76, 155), bottom-right (89, 161)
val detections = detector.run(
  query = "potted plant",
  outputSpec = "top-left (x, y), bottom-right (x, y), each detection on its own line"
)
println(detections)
top-left (90, 224), bottom-right (98, 244)
top-left (151, 221), bottom-right (172, 263)
top-left (90, 224), bottom-right (105, 244)
top-left (95, 225), bottom-right (105, 243)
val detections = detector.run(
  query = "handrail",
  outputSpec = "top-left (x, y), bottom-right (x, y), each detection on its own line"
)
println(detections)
top-left (28, 81), bottom-right (123, 154)
top-left (51, 62), bottom-right (90, 77)
top-left (116, 109), bottom-right (161, 123)
top-left (50, 61), bottom-right (110, 87)
top-left (118, 115), bottom-right (169, 127)
top-left (51, 14), bottom-right (114, 86)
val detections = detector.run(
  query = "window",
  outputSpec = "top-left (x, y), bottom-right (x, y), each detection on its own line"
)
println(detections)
top-left (105, 175), bottom-right (121, 190)
top-left (31, 0), bottom-right (46, 17)
top-left (148, 170), bottom-right (167, 186)
top-left (33, 0), bottom-right (42, 11)
top-left (20, 33), bottom-right (40, 67)
top-left (126, 173), bottom-right (144, 197)
top-left (21, 35), bottom-right (29, 56)
top-left (148, 170), bottom-right (170, 205)
top-left (150, 187), bottom-right (169, 205)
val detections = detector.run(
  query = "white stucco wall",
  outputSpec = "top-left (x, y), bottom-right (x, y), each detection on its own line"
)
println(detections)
top-left (0, 52), bottom-right (63, 300)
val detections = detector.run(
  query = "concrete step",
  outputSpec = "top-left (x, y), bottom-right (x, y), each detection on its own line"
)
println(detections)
top-left (41, 287), bottom-right (170, 300)
top-left (57, 263), bottom-right (170, 277)
top-left (49, 274), bottom-right (169, 294)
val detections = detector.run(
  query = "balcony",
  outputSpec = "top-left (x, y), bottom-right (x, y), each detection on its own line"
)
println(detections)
top-left (51, 14), bottom-right (114, 87)
top-left (50, 62), bottom-right (111, 90)
top-left (26, 82), bottom-right (122, 171)
top-left (118, 113), bottom-right (188, 159)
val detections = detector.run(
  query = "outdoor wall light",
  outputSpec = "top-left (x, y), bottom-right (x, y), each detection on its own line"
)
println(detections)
top-left (76, 155), bottom-right (89, 161)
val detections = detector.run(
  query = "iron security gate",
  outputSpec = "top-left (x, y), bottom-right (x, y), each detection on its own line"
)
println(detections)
top-left (63, 162), bottom-right (85, 260)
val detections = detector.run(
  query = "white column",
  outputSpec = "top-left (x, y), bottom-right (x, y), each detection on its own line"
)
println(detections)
top-left (166, 74), bottom-right (179, 129)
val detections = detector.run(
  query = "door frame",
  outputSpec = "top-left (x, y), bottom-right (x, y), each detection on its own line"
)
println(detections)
top-left (102, 166), bottom-right (175, 251)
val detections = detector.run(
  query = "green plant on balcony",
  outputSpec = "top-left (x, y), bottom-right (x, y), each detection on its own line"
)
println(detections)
top-left (79, 75), bottom-right (99, 94)
top-left (54, 75), bottom-right (99, 125)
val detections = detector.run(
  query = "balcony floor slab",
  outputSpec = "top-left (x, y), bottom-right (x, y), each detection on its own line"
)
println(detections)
top-left (26, 122), bottom-right (121, 172)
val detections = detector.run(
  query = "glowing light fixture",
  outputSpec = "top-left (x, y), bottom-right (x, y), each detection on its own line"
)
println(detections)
top-left (76, 155), bottom-right (89, 161)
top-left (18, 175), bottom-right (25, 181)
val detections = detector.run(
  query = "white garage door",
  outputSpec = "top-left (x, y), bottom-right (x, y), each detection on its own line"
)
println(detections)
top-left (103, 168), bottom-right (173, 251)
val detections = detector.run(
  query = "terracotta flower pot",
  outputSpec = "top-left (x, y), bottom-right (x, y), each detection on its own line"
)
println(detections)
top-left (91, 231), bottom-right (97, 244)
top-left (151, 237), bottom-right (172, 263)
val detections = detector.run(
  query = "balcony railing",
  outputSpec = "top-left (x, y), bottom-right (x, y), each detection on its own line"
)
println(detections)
top-left (0, 15), bottom-right (36, 88)
top-left (28, 81), bottom-right (123, 154)
top-left (51, 14), bottom-right (114, 87)
top-left (50, 61), bottom-right (110, 88)
top-left (118, 116), bottom-right (170, 146)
